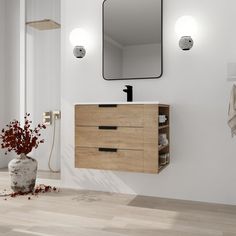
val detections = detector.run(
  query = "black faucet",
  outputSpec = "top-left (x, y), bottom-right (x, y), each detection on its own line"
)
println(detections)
top-left (123, 85), bottom-right (133, 102)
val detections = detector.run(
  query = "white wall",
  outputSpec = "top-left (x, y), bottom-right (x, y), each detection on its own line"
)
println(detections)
top-left (26, 0), bottom-right (60, 24)
top-left (26, 28), bottom-right (61, 171)
top-left (61, 0), bottom-right (236, 205)
top-left (0, 0), bottom-right (21, 167)
top-left (0, 0), bottom-right (7, 167)
top-left (0, 0), bottom-right (5, 125)
top-left (122, 43), bottom-right (162, 78)
top-left (5, 0), bottom-right (21, 122)
top-left (26, 0), bottom-right (61, 171)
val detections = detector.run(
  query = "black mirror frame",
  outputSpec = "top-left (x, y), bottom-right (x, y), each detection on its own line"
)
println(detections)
top-left (102, 0), bottom-right (163, 81)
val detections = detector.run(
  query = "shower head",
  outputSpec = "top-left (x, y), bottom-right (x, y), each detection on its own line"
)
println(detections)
top-left (26, 19), bottom-right (61, 31)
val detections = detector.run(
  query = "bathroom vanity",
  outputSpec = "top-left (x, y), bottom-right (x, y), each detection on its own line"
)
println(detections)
top-left (75, 102), bottom-right (170, 174)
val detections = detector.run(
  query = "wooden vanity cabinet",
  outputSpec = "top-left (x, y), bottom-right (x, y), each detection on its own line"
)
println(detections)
top-left (75, 104), bottom-right (170, 174)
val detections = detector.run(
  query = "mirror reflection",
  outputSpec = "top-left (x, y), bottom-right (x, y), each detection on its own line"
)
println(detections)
top-left (103, 0), bottom-right (163, 80)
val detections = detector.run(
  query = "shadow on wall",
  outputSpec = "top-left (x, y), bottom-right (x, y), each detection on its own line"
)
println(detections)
top-left (66, 167), bottom-right (137, 195)
top-left (62, 143), bottom-right (137, 194)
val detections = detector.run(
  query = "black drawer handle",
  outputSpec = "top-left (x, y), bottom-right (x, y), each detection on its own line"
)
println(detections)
top-left (99, 126), bottom-right (117, 130)
top-left (98, 104), bottom-right (117, 108)
top-left (98, 148), bottom-right (117, 153)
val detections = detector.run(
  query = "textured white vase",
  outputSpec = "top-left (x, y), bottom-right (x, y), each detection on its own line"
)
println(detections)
top-left (8, 154), bottom-right (38, 193)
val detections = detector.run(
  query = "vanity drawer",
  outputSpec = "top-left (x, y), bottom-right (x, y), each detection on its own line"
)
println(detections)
top-left (75, 126), bottom-right (143, 150)
top-left (75, 147), bottom-right (144, 172)
top-left (75, 104), bottom-right (144, 127)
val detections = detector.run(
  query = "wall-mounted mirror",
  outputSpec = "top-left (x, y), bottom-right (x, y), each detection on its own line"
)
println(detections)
top-left (103, 0), bottom-right (163, 80)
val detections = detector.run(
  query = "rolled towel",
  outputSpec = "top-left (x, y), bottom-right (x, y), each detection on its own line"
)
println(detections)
top-left (228, 84), bottom-right (236, 137)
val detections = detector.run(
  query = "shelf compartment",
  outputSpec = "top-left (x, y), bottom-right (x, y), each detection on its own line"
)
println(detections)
top-left (158, 145), bottom-right (169, 152)
top-left (159, 125), bottom-right (169, 130)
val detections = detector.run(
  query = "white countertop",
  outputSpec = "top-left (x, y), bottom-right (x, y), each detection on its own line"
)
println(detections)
top-left (75, 101), bottom-right (160, 105)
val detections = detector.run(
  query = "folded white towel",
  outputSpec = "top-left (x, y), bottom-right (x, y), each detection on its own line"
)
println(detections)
top-left (228, 84), bottom-right (236, 137)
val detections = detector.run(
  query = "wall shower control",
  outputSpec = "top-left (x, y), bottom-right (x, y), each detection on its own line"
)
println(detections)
top-left (53, 110), bottom-right (61, 120)
top-left (43, 110), bottom-right (61, 126)
top-left (43, 111), bottom-right (53, 126)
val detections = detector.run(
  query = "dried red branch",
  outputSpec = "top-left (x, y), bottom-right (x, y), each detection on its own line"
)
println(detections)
top-left (0, 113), bottom-right (46, 155)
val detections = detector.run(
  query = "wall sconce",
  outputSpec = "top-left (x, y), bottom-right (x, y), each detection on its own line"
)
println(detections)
top-left (70, 28), bottom-right (88, 58)
top-left (175, 16), bottom-right (197, 51)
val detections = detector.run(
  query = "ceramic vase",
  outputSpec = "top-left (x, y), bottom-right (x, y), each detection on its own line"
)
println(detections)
top-left (8, 154), bottom-right (37, 193)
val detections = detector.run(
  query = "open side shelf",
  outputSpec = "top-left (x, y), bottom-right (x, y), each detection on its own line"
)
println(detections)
top-left (158, 105), bottom-right (170, 173)
top-left (159, 125), bottom-right (169, 130)
top-left (158, 145), bottom-right (169, 152)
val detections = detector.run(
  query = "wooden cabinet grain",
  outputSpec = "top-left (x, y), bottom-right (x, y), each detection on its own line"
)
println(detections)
top-left (75, 103), bottom-right (170, 174)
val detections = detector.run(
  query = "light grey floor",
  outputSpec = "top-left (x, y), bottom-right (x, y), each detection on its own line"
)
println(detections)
top-left (0, 171), bottom-right (236, 235)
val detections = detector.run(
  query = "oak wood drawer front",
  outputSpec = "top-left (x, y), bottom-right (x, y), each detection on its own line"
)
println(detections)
top-left (75, 147), bottom-right (144, 172)
top-left (75, 105), bottom-right (144, 127)
top-left (75, 126), bottom-right (143, 150)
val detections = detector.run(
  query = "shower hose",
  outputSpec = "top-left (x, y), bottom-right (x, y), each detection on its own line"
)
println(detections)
top-left (48, 115), bottom-right (60, 173)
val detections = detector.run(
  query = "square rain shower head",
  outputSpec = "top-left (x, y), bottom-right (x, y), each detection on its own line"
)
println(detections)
top-left (26, 19), bottom-right (61, 30)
